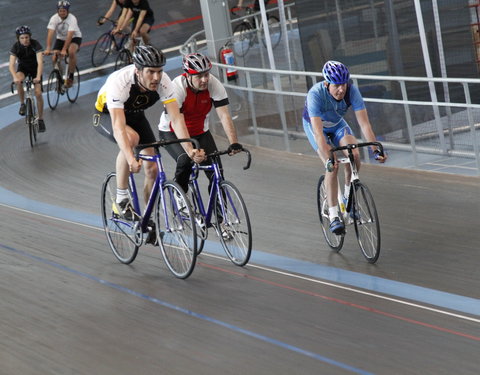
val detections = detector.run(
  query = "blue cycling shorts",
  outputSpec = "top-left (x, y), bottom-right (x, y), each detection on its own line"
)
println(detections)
top-left (303, 118), bottom-right (353, 151)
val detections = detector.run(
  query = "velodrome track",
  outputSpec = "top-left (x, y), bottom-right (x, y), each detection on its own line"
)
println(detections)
top-left (1, 1), bottom-right (480, 374)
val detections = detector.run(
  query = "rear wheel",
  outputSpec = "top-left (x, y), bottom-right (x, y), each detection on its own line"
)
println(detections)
top-left (260, 15), bottom-right (282, 49)
top-left (317, 175), bottom-right (345, 252)
top-left (214, 181), bottom-right (252, 266)
top-left (66, 65), bottom-right (80, 103)
top-left (156, 181), bottom-right (197, 279)
top-left (232, 22), bottom-right (254, 57)
top-left (115, 48), bottom-right (132, 71)
top-left (101, 172), bottom-right (139, 264)
top-left (47, 70), bottom-right (61, 110)
top-left (91, 32), bottom-right (113, 67)
top-left (352, 182), bottom-right (381, 263)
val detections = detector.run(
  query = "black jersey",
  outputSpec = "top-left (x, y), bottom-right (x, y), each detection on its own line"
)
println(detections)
top-left (124, 0), bottom-right (154, 20)
top-left (10, 39), bottom-right (43, 66)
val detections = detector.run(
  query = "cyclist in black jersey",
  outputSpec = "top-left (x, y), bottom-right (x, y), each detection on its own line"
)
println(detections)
top-left (9, 25), bottom-right (46, 132)
top-left (115, 0), bottom-right (154, 46)
top-left (98, 0), bottom-right (127, 25)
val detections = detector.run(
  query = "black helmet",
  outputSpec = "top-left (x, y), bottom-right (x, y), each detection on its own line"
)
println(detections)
top-left (183, 53), bottom-right (212, 75)
top-left (16, 25), bottom-right (31, 36)
top-left (133, 45), bottom-right (166, 69)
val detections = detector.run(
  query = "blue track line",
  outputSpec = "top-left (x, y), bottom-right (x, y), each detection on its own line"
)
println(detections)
top-left (0, 241), bottom-right (375, 375)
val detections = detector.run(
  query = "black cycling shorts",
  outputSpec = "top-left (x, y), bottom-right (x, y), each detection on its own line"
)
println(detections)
top-left (92, 110), bottom-right (156, 145)
top-left (53, 37), bottom-right (83, 51)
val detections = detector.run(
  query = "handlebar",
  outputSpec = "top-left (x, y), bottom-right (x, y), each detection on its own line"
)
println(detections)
top-left (11, 77), bottom-right (35, 93)
top-left (207, 147), bottom-right (252, 170)
top-left (97, 16), bottom-right (117, 26)
top-left (134, 138), bottom-right (201, 159)
top-left (328, 142), bottom-right (384, 162)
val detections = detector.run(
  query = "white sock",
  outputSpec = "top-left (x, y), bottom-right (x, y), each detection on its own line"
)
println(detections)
top-left (329, 207), bottom-right (339, 221)
top-left (344, 184), bottom-right (351, 201)
top-left (116, 189), bottom-right (129, 203)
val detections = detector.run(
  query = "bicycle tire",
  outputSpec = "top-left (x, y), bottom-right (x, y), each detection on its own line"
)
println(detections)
top-left (232, 22), bottom-right (254, 57)
top-left (155, 181), bottom-right (197, 279)
top-left (66, 65), bottom-right (80, 103)
top-left (47, 70), bottom-right (61, 110)
top-left (214, 180), bottom-right (252, 266)
top-left (25, 98), bottom-right (35, 148)
top-left (101, 172), bottom-right (139, 264)
top-left (317, 175), bottom-right (345, 252)
top-left (352, 181), bottom-right (381, 263)
top-left (91, 32), bottom-right (113, 67)
top-left (188, 183), bottom-right (208, 255)
top-left (260, 15), bottom-right (282, 50)
top-left (115, 49), bottom-right (132, 71)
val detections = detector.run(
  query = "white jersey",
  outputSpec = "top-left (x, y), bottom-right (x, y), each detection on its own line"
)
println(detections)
top-left (158, 74), bottom-right (228, 136)
top-left (47, 13), bottom-right (82, 40)
top-left (95, 65), bottom-right (176, 113)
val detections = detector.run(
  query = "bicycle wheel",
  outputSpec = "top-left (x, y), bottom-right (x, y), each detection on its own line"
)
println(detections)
top-left (214, 180), bottom-right (252, 266)
top-left (189, 183), bottom-right (208, 255)
top-left (101, 172), bottom-right (139, 264)
top-left (352, 181), bottom-right (380, 263)
top-left (66, 65), bottom-right (80, 103)
top-left (25, 98), bottom-right (36, 148)
top-left (91, 32), bottom-right (113, 67)
top-left (47, 70), bottom-right (61, 110)
top-left (232, 22), bottom-right (254, 57)
top-left (156, 181), bottom-right (197, 279)
top-left (260, 15), bottom-right (282, 49)
top-left (115, 49), bottom-right (132, 71)
top-left (317, 175), bottom-right (345, 252)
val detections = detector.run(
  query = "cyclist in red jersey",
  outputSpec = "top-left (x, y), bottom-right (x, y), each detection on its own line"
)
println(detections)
top-left (158, 53), bottom-right (242, 193)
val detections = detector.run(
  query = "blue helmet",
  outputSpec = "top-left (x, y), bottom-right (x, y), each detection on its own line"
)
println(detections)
top-left (57, 0), bottom-right (70, 10)
top-left (322, 60), bottom-right (350, 84)
top-left (16, 25), bottom-right (31, 36)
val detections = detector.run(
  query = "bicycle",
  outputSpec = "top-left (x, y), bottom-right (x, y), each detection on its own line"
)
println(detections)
top-left (100, 138), bottom-right (199, 279)
top-left (231, 5), bottom-right (281, 57)
top-left (11, 77), bottom-right (39, 148)
top-left (46, 53), bottom-right (80, 110)
top-left (188, 147), bottom-right (252, 266)
top-left (91, 16), bottom-right (130, 67)
top-left (317, 142), bottom-right (385, 264)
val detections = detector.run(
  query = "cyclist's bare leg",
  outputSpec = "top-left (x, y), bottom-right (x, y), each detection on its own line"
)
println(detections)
top-left (34, 83), bottom-right (44, 119)
top-left (316, 148), bottom-right (339, 209)
top-left (15, 72), bottom-right (26, 103)
top-left (115, 125), bottom-right (140, 191)
top-left (139, 23), bottom-right (151, 45)
top-left (140, 147), bottom-right (158, 204)
top-left (67, 44), bottom-right (79, 77)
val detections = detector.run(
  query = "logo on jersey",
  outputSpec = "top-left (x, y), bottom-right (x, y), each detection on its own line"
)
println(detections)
top-left (133, 94), bottom-right (149, 108)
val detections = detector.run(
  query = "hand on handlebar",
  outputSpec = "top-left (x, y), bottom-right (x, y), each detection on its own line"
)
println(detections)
top-left (227, 142), bottom-right (243, 155)
top-left (190, 149), bottom-right (206, 163)
top-left (129, 159), bottom-right (142, 173)
top-left (373, 149), bottom-right (387, 163)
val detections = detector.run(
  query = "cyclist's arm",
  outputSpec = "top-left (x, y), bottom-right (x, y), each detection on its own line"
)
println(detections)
top-left (354, 108), bottom-right (387, 162)
top-left (61, 30), bottom-right (74, 56)
top-left (132, 10), bottom-right (147, 37)
top-left (100, 0), bottom-right (117, 24)
top-left (116, 8), bottom-right (131, 33)
top-left (310, 116), bottom-right (332, 163)
top-left (165, 100), bottom-right (205, 163)
top-left (110, 107), bottom-right (141, 171)
top-left (215, 105), bottom-right (239, 145)
top-left (45, 28), bottom-right (55, 53)
top-left (35, 51), bottom-right (43, 83)
top-left (8, 54), bottom-right (19, 82)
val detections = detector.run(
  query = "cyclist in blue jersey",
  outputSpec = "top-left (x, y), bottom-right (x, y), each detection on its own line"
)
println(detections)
top-left (303, 60), bottom-right (387, 235)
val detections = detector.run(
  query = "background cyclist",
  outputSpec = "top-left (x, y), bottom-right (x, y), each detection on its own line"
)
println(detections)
top-left (303, 60), bottom-right (387, 235)
top-left (158, 52), bottom-right (242, 194)
top-left (98, 0), bottom-right (127, 26)
top-left (9, 25), bottom-right (46, 132)
top-left (115, 0), bottom-right (154, 46)
top-left (93, 45), bottom-right (204, 239)
top-left (44, 0), bottom-right (82, 89)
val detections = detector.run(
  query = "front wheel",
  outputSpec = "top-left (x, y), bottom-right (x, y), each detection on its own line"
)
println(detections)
top-left (25, 98), bottom-right (37, 148)
top-left (66, 65), bottom-right (80, 103)
top-left (317, 175), bottom-right (345, 252)
top-left (156, 181), bottom-right (197, 279)
top-left (352, 182), bottom-right (380, 263)
top-left (47, 70), bottom-right (61, 110)
top-left (189, 182), bottom-right (208, 255)
top-left (214, 181), bottom-right (252, 266)
top-left (115, 48), bottom-right (132, 71)
top-left (91, 32), bottom-right (113, 67)
top-left (101, 172), bottom-right (139, 264)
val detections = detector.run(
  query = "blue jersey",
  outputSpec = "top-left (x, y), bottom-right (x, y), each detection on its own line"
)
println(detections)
top-left (303, 82), bottom-right (365, 128)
